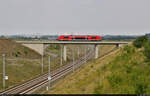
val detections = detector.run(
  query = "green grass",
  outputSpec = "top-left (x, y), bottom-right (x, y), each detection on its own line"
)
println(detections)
top-left (40, 44), bottom-right (150, 94)
top-left (94, 45), bottom-right (150, 94)
top-left (0, 57), bottom-right (42, 90)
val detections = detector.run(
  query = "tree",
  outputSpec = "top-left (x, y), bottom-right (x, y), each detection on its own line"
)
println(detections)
top-left (133, 36), bottom-right (148, 48)
top-left (144, 40), bottom-right (150, 61)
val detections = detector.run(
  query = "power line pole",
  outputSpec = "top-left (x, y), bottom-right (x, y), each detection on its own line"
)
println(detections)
top-left (72, 48), bottom-right (75, 72)
top-left (77, 47), bottom-right (79, 58)
top-left (41, 45), bottom-right (45, 74)
top-left (2, 54), bottom-right (5, 89)
top-left (85, 45), bottom-right (87, 63)
top-left (41, 55), bottom-right (44, 73)
top-left (60, 45), bottom-right (63, 66)
top-left (47, 56), bottom-right (51, 90)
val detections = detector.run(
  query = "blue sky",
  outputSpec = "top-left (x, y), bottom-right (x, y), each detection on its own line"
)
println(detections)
top-left (0, 0), bottom-right (150, 35)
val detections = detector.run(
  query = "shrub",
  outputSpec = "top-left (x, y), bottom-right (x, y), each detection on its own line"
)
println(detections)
top-left (143, 40), bottom-right (150, 61)
top-left (135, 81), bottom-right (147, 94)
top-left (90, 65), bottom-right (93, 68)
top-left (123, 45), bottom-right (135, 54)
top-left (124, 64), bottom-right (132, 73)
top-left (24, 50), bottom-right (28, 55)
top-left (101, 64), bottom-right (107, 71)
top-left (17, 51), bottom-right (21, 55)
top-left (15, 53), bottom-right (18, 57)
top-left (55, 45), bottom-right (60, 49)
top-left (107, 74), bottom-right (122, 87)
top-left (94, 85), bottom-right (102, 94)
top-left (133, 36), bottom-right (148, 48)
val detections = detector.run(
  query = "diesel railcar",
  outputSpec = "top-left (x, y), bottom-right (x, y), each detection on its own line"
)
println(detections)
top-left (57, 35), bottom-right (102, 41)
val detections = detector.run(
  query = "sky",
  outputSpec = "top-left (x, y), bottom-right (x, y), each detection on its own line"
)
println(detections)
top-left (0, 0), bottom-right (150, 36)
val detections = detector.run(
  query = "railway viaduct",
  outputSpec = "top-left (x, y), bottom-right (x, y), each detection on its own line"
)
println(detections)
top-left (16, 40), bottom-right (129, 61)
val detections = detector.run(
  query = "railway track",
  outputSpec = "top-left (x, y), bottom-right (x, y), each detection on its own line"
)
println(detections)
top-left (0, 47), bottom-right (118, 94)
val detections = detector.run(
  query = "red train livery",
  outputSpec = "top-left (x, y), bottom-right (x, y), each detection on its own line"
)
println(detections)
top-left (57, 35), bottom-right (102, 41)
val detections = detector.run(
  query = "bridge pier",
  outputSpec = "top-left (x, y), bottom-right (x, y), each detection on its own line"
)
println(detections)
top-left (94, 44), bottom-right (99, 59)
top-left (77, 47), bottom-right (80, 58)
top-left (116, 44), bottom-right (120, 48)
top-left (63, 44), bottom-right (67, 61)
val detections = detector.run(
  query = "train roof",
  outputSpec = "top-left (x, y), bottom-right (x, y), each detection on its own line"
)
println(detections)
top-left (59, 35), bottom-right (101, 36)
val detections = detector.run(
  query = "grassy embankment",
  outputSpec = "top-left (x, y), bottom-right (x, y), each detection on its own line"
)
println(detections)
top-left (0, 38), bottom-right (41, 90)
top-left (41, 43), bottom-right (150, 94)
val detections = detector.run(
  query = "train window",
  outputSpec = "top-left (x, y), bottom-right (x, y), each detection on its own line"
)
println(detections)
top-left (91, 37), bottom-right (96, 39)
top-left (64, 37), bottom-right (69, 38)
top-left (74, 37), bottom-right (86, 39)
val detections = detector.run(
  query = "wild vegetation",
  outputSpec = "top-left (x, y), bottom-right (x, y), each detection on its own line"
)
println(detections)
top-left (143, 40), bottom-right (150, 61)
top-left (41, 36), bottom-right (150, 94)
top-left (133, 36), bottom-right (148, 48)
top-left (133, 36), bottom-right (150, 61)
top-left (94, 45), bottom-right (149, 94)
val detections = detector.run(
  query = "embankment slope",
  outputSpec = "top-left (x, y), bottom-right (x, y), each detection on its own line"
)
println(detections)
top-left (0, 38), bottom-right (41, 59)
top-left (41, 44), bottom-right (150, 94)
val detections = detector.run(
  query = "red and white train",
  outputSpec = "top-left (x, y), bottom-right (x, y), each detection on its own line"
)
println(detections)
top-left (57, 35), bottom-right (102, 41)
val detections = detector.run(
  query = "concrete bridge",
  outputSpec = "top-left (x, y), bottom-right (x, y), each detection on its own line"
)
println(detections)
top-left (16, 40), bottom-right (129, 61)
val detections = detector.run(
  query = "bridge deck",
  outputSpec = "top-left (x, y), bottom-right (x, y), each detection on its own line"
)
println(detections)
top-left (16, 40), bottom-right (129, 45)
